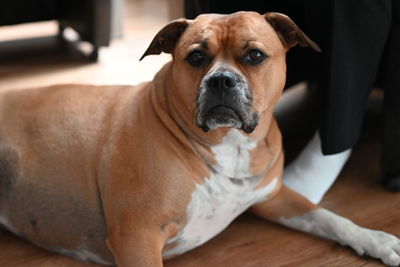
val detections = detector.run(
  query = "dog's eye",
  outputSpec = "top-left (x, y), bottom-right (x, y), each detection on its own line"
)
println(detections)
top-left (186, 50), bottom-right (207, 67)
top-left (244, 49), bottom-right (266, 65)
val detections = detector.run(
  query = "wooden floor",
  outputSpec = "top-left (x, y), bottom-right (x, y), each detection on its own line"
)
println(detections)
top-left (0, 0), bottom-right (398, 266)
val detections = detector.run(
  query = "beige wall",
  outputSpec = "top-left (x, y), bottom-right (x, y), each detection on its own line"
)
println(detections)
top-left (168, 0), bottom-right (184, 20)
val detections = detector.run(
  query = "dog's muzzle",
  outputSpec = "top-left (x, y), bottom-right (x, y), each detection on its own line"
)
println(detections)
top-left (195, 70), bottom-right (258, 133)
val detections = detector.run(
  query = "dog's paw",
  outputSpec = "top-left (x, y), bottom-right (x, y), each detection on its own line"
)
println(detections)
top-left (349, 228), bottom-right (400, 266)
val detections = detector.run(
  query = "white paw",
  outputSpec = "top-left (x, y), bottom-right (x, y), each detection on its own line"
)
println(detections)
top-left (349, 228), bottom-right (400, 266)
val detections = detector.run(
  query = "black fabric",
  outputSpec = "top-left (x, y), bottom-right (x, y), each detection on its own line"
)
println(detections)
top-left (313, 0), bottom-right (393, 154)
top-left (381, 0), bottom-right (400, 176)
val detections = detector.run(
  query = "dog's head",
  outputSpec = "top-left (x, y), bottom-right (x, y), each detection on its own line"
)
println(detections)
top-left (141, 12), bottom-right (320, 134)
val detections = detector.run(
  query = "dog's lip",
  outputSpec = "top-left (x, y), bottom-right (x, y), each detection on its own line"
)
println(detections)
top-left (195, 104), bottom-right (245, 131)
top-left (198, 104), bottom-right (244, 123)
top-left (195, 107), bottom-right (258, 133)
top-left (208, 105), bottom-right (240, 116)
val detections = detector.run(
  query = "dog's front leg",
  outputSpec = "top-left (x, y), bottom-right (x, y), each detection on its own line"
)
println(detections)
top-left (250, 185), bottom-right (400, 266)
top-left (106, 224), bottom-right (164, 267)
top-left (103, 185), bottom-right (166, 266)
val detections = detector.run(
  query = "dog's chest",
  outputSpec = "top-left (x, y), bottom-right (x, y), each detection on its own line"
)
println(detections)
top-left (163, 130), bottom-right (277, 258)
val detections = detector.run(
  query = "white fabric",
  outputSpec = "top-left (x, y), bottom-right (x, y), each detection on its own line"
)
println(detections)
top-left (283, 131), bottom-right (352, 204)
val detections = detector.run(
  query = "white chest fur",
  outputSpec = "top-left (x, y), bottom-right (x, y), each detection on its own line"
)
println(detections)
top-left (163, 130), bottom-right (277, 258)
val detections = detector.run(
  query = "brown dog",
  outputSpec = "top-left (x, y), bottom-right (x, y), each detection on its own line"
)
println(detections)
top-left (0, 12), bottom-right (399, 267)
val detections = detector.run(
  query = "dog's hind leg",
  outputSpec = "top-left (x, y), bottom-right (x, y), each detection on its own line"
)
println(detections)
top-left (250, 186), bottom-right (400, 266)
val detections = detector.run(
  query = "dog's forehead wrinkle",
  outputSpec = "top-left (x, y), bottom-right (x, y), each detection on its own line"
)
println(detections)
top-left (187, 22), bottom-right (271, 54)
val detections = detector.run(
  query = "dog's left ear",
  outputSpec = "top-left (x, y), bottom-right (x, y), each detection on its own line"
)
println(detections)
top-left (140, 19), bottom-right (191, 60)
top-left (264, 12), bottom-right (321, 52)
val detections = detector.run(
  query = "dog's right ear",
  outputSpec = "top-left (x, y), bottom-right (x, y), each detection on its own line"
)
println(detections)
top-left (140, 19), bottom-right (191, 60)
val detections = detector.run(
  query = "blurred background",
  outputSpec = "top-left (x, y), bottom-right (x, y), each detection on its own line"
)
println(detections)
top-left (0, 0), bottom-right (183, 91)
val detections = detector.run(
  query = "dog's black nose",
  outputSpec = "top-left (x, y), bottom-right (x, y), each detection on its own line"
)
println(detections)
top-left (206, 72), bottom-right (237, 91)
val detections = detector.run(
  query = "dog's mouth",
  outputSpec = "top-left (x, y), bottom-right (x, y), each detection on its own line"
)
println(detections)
top-left (196, 105), bottom-right (257, 133)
